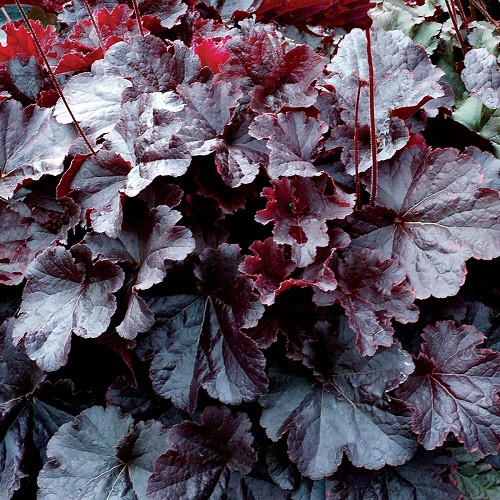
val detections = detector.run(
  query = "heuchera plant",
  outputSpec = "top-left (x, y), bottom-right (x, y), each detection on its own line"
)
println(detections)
top-left (0, 1), bottom-right (499, 498)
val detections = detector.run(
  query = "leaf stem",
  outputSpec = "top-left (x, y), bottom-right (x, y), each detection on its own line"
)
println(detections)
top-left (354, 78), bottom-right (362, 209)
top-left (1, 7), bottom-right (11, 22)
top-left (130, 0), bottom-right (145, 36)
top-left (470, 0), bottom-right (499, 28)
top-left (14, 0), bottom-right (96, 156)
top-left (81, 0), bottom-right (105, 50)
top-left (443, 0), bottom-right (468, 54)
top-left (365, 29), bottom-right (377, 207)
top-left (454, 0), bottom-right (470, 34)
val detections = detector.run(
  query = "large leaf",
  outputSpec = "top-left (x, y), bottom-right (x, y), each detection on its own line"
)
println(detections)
top-left (175, 81), bottom-right (242, 156)
top-left (95, 35), bottom-right (206, 95)
top-left (38, 405), bottom-right (167, 499)
top-left (330, 449), bottom-right (460, 499)
top-left (325, 28), bottom-right (444, 172)
top-left (85, 203), bottom-right (195, 339)
top-left (396, 321), bottom-right (500, 455)
top-left (0, 100), bottom-right (77, 200)
top-left (103, 92), bottom-right (190, 197)
top-left (53, 71), bottom-right (132, 142)
top-left (260, 318), bottom-right (416, 480)
top-left (138, 244), bottom-right (267, 412)
top-left (12, 244), bottom-right (124, 371)
top-left (348, 146), bottom-right (500, 299)
top-left (314, 248), bottom-right (419, 356)
top-left (147, 406), bottom-right (257, 499)
top-left (216, 22), bottom-right (325, 112)
top-left (0, 331), bottom-right (75, 498)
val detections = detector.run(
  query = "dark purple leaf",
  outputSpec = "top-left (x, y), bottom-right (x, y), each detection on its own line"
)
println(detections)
top-left (260, 318), bottom-right (416, 479)
top-left (86, 204), bottom-right (195, 339)
top-left (249, 111), bottom-right (328, 178)
top-left (396, 321), bottom-right (500, 454)
top-left (330, 448), bottom-right (460, 499)
top-left (256, 174), bottom-right (354, 267)
top-left (0, 203), bottom-right (31, 285)
top-left (175, 81), bottom-right (242, 156)
top-left (57, 151), bottom-right (131, 238)
top-left (349, 146), bottom-right (500, 299)
top-left (314, 249), bottom-right (419, 356)
top-left (38, 405), bottom-right (167, 499)
top-left (96, 35), bottom-right (207, 95)
top-left (12, 245), bottom-right (125, 371)
top-left (139, 0), bottom-right (187, 30)
top-left (139, 244), bottom-right (267, 412)
top-left (0, 331), bottom-right (75, 498)
top-left (0, 100), bottom-right (77, 200)
top-left (147, 406), bottom-right (257, 499)
top-left (103, 92), bottom-right (190, 197)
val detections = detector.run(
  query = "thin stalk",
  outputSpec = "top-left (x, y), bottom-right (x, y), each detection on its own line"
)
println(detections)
top-left (81, 0), bottom-right (105, 50)
top-left (14, 0), bottom-right (96, 155)
top-left (365, 29), bottom-right (378, 207)
top-left (130, 0), bottom-right (145, 36)
top-left (353, 79), bottom-right (362, 210)
top-left (443, 0), bottom-right (468, 54)
top-left (454, 0), bottom-right (470, 34)
top-left (470, 0), bottom-right (499, 28)
top-left (1, 7), bottom-right (11, 22)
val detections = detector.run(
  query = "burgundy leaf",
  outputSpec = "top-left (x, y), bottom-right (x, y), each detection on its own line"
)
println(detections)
top-left (0, 330), bottom-right (45, 497)
top-left (396, 321), bottom-right (500, 455)
top-left (260, 318), bottom-right (416, 479)
top-left (256, 174), bottom-right (354, 267)
top-left (103, 92), bottom-right (190, 197)
top-left (12, 245), bottom-right (124, 371)
top-left (314, 249), bottom-right (419, 356)
top-left (462, 48), bottom-right (500, 110)
top-left (139, 0), bottom-right (187, 30)
top-left (240, 229), bottom-right (349, 306)
top-left (216, 23), bottom-right (325, 112)
top-left (0, 203), bottom-right (31, 285)
top-left (330, 448), bottom-right (460, 499)
top-left (0, 100), bottom-right (78, 200)
top-left (86, 204), bottom-right (195, 339)
top-left (147, 406), bottom-right (257, 499)
top-left (57, 150), bottom-right (132, 238)
top-left (249, 111), bottom-right (328, 178)
top-left (255, 0), bottom-right (374, 31)
top-left (213, 110), bottom-right (268, 188)
top-left (175, 81), bottom-right (242, 156)
top-left (140, 244), bottom-right (267, 412)
top-left (38, 406), bottom-right (167, 499)
top-left (10, 178), bottom-right (80, 257)
top-left (349, 146), bottom-right (500, 299)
